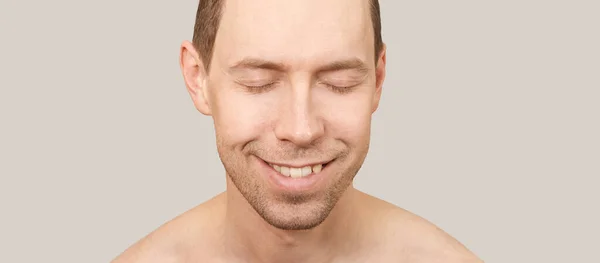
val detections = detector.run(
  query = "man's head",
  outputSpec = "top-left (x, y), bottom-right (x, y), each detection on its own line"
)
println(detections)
top-left (180, 0), bottom-right (386, 230)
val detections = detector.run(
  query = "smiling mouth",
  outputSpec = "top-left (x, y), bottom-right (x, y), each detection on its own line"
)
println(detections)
top-left (263, 161), bottom-right (331, 178)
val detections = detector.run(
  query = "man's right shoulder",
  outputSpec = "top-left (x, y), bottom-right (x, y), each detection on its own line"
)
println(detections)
top-left (111, 193), bottom-right (226, 263)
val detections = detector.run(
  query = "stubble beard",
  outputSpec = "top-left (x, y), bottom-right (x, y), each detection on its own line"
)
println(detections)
top-left (220, 148), bottom-right (367, 231)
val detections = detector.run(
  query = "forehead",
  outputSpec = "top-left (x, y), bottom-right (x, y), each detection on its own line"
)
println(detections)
top-left (213, 0), bottom-right (374, 69)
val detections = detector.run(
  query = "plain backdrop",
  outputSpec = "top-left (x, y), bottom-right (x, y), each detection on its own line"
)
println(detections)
top-left (1, 0), bottom-right (598, 262)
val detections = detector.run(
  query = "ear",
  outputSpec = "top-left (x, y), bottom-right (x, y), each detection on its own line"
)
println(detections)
top-left (180, 41), bottom-right (212, 115)
top-left (372, 43), bottom-right (387, 113)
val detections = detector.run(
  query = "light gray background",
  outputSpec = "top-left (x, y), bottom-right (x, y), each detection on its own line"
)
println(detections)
top-left (1, 0), bottom-right (598, 262)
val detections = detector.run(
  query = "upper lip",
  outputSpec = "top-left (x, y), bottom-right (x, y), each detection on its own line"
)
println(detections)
top-left (259, 158), bottom-right (333, 168)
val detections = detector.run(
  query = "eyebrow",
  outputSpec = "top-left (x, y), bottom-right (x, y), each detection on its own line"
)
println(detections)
top-left (227, 57), bottom-right (370, 74)
top-left (228, 58), bottom-right (288, 72)
top-left (317, 58), bottom-right (370, 74)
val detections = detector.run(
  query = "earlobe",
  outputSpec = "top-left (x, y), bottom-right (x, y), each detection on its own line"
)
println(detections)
top-left (180, 41), bottom-right (212, 116)
top-left (372, 44), bottom-right (387, 113)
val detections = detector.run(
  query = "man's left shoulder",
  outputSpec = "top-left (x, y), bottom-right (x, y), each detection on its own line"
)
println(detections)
top-left (359, 192), bottom-right (483, 262)
top-left (389, 209), bottom-right (482, 262)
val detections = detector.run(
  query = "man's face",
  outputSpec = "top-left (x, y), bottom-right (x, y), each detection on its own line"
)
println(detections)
top-left (202, 0), bottom-right (385, 230)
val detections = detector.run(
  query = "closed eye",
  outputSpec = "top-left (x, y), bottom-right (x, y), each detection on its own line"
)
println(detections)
top-left (321, 82), bottom-right (358, 94)
top-left (242, 82), bottom-right (278, 93)
top-left (246, 83), bottom-right (276, 89)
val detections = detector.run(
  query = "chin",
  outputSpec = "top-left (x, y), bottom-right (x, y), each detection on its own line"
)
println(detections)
top-left (258, 200), bottom-right (334, 230)
top-left (255, 175), bottom-right (356, 231)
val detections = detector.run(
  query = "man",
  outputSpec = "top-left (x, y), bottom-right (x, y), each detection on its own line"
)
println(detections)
top-left (113, 0), bottom-right (482, 262)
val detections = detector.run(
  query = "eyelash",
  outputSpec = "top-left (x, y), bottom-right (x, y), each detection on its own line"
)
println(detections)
top-left (323, 83), bottom-right (353, 94)
top-left (244, 82), bottom-right (278, 93)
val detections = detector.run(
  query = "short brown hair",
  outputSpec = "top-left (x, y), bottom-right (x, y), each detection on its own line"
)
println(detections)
top-left (192, 0), bottom-right (383, 72)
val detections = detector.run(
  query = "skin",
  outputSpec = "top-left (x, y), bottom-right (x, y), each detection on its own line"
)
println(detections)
top-left (112, 0), bottom-right (483, 262)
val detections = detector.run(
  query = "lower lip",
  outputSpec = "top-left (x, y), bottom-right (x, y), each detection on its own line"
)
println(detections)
top-left (256, 157), bottom-right (331, 193)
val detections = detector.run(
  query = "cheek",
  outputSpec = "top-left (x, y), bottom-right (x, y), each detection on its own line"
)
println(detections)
top-left (212, 89), bottom-right (275, 145)
top-left (316, 90), bottom-right (374, 143)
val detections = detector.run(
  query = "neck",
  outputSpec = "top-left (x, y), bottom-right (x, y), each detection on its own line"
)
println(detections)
top-left (222, 176), bottom-right (360, 263)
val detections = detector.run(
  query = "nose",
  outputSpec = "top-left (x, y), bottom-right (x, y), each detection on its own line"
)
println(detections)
top-left (274, 83), bottom-right (325, 147)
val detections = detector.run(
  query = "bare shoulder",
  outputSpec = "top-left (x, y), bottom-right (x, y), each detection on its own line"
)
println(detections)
top-left (111, 193), bottom-right (226, 263)
top-left (357, 191), bottom-right (483, 263)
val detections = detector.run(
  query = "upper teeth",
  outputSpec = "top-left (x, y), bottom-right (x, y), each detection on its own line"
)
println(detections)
top-left (270, 163), bottom-right (323, 178)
